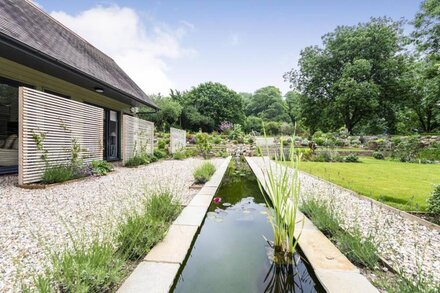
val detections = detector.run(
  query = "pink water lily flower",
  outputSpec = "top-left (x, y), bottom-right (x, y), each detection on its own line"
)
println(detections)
top-left (213, 197), bottom-right (222, 203)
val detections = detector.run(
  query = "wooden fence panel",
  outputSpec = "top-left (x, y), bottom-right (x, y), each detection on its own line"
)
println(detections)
top-left (170, 127), bottom-right (186, 154)
top-left (122, 115), bottom-right (154, 162)
top-left (19, 87), bottom-right (104, 184)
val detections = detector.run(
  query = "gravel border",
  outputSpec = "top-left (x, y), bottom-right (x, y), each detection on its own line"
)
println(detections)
top-left (0, 158), bottom-right (224, 292)
top-left (299, 170), bottom-right (440, 285)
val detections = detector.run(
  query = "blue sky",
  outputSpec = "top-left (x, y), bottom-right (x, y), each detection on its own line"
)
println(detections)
top-left (36, 0), bottom-right (422, 95)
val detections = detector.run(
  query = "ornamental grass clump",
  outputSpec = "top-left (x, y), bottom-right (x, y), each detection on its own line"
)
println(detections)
top-left (258, 133), bottom-right (303, 260)
top-left (193, 162), bottom-right (216, 183)
top-left (116, 191), bottom-right (181, 261)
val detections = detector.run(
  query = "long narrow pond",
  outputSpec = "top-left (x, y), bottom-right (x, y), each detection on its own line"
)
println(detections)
top-left (173, 159), bottom-right (324, 292)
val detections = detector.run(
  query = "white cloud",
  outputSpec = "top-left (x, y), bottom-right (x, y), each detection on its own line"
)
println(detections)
top-left (50, 5), bottom-right (195, 95)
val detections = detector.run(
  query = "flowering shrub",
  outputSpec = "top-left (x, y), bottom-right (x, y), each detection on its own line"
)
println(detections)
top-left (219, 121), bottom-right (233, 134)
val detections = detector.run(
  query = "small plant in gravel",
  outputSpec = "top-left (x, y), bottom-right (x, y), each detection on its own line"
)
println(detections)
top-left (154, 148), bottom-right (168, 159)
top-left (173, 151), bottom-right (187, 160)
top-left (337, 228), bottom-right (379, 269)
top-left (90, 160), bottom-right (114, 176)
top-left (41, 164), bottom-right (75, 184)
top-left (193, 162), bottom-right (216, 183)
top-left (124, 153), bottom-right (150, 167)
top-left (427, 185), bottom-right (440, 215)
top-left (300, 198), bottom-right (341, 236)
top-left (116, 192), bottom-right (181, 261)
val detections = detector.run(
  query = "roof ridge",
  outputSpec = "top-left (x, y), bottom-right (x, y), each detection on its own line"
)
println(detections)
top-left (24, 0), bottom-right (115, 62)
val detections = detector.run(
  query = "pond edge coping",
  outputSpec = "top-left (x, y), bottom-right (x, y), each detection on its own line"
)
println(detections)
top-left (246, 156), bottom-right (379, 293)
top-left (117, 156), bottom-right (232, 293)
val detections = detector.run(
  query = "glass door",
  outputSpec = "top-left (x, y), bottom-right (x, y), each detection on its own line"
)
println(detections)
top-left (104, 109), bottom-right (120, 161)
top-left (0, 78), bottom-right (19, 175)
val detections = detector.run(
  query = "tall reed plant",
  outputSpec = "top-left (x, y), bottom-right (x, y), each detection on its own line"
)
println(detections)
top-left (257, 129), bottom-right (303, 259)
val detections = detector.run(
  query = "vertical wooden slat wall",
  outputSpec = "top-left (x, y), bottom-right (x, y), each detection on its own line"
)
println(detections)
top-left (122, 115), bottom-right (154, 162)
top-left (169, 127), bottom-right (186, 154)
top-left (19, 87), bottom-right (104, 184)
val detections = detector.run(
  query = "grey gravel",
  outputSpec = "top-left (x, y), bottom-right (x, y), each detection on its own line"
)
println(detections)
top-left (0, 158), bottom-right (224, 292)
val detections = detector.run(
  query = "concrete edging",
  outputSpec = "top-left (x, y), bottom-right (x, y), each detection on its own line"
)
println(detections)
top-left (117, 156), bottom-right (232, 293)
top-left (246, 157), bottom-right (379, 293)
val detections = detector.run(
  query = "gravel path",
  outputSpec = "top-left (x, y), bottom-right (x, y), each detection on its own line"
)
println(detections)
top-left (0, 158), bottom-right (224, 292)
top-left (251, 157), bottom-right (440, 285)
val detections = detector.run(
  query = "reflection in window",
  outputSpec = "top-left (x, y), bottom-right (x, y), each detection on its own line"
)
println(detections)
top-left (0, 80), bottom-right (18, 173)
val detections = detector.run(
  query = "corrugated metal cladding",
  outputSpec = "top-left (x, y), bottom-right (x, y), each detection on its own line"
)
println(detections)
top-left (19, 87), bottom-right (104, 184)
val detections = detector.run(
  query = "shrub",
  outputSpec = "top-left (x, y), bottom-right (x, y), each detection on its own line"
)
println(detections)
top-left (145, 192), bottom-right (182, 223)
top-left (344, 153), bottom-right (359, 162)
top-left (312, 149), bottom-right (334, 162)
top-left (428, 185), bottom-right (440, 215)
top-left (193, 162), bottom-right (216, 183)
top-left (391, 136), bottom-right (421, 162)
top-left (195, 132), bottom-right (212, 158)
top-left (116, 192), bottom-right (181, 261)
top-left (372, 151), bottom-right (385, 160)
top-left (264, 121), bottom-right (280, 135)
top-left (337, 229), bottom-right (379, 269)
top-left (50, 240), bottom-right (125, 292)
top-left (42, 164), bottom-right (75, 184)
top-left (212, 135), bottom-right (222, 144)
top-left (124, 154), bottom-right (150, 167)
top-left (157, 139), bottom-right (167, 150)
top-left (154, 148), bottom-right (167, 159)
top-left (173, 151), bottom-right (186, 160)
top-left (301, 198), bottom-right (341, 236)
top-left (91, 160), bottom-right (114, 176)
top-left (228, 124), bottom-right (244, 141)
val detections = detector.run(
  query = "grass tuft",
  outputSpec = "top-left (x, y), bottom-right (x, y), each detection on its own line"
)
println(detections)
top-left (193, 162), bottom-right (216, 183)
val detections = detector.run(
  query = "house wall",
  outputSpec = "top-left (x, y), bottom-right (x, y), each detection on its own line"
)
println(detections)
top-left (0, 57), bottom-right (131, 114)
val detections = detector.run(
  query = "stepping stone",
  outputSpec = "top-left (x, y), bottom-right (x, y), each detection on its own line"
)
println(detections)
top-left (188, 194), bottom-right (213, 208)
top-left (145, 224), bottom-right (198, 264)
top-left (117, 262), bottom-right (179, 293)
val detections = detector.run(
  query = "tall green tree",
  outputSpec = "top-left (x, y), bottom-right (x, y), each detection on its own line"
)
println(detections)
top-left (285, 18), bottom-right (406, 134)
top-left (141, 96), bottom-right (182, 131)
top-left (246, 86), bottom-right (289, 122)
top-left (413, 0), bottom-right (440, 55)
top-left (284, 91), bottom-right (302, 125)
top-left (181, 82), bottom-right (245, 132)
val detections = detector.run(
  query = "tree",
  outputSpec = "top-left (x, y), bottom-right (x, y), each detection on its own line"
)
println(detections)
top-left (400, 58), bottom-right (440, 133)
top-left (285, 18), bottom-right (406, 134)
top-left (181, 82), bottom-right (244, 132)
top-left (284, 91), bottom-right (302, 125)
top-left (246, 86), bottom-right (289, 122)
top-left (140, 96), bottom-right (182, 131)
top-left (413, 0), bottom-right (440, 55)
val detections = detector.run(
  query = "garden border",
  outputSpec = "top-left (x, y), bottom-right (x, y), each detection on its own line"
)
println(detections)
top-left (300, 169), bottom-right (440, 231)
top-left (246, 157), bottom-right (379, 293)
top-left (117, 156), bottom-right (231, 293)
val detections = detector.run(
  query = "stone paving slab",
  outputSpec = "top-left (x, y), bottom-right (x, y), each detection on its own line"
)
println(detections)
top-left (188, 193), bottom-right (214, 208)
top-left (315, 269), bottom-right (379, 293)
top-left (145, 224), bottom-right (198, 264)
top-left (117, 262), bottom-right (180, 293)
top-left (174, 205), bottom-right (209, 226)
top-left (298, 230), bottom-right (358, 272)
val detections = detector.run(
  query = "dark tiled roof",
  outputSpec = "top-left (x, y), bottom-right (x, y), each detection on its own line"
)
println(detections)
top-left (0, 0), bottom-right (156, 108)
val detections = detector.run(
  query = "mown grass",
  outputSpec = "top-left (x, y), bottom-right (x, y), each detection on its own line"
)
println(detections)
top-left (290, 157), bottom-right (440, 211)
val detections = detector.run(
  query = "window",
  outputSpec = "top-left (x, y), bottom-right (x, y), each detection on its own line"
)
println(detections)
top-left (0, 78), bottom-right (19, 174)
top-left (104, 109), bottom-right (120, 161)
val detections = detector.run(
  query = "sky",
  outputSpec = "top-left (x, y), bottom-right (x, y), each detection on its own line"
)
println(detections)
top-left (34, 0), bottom-right (422, 96)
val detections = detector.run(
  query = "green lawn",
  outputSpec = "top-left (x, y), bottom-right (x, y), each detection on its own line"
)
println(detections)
top-left (292, 157), bottom-right (440, 211)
